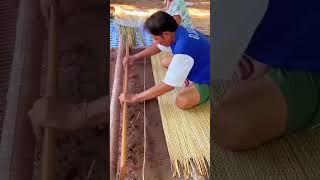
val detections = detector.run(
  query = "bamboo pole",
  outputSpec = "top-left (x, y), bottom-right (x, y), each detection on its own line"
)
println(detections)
top-left (41, 2), bottom-right (58, 180)
top-left (119, 42), bottom-right (130, 180)
top-left (110, 34), bottom-right (126, 179)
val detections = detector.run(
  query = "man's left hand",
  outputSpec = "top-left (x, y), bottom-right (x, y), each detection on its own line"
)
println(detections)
top-left (119, 93), bottom-right (139, 104)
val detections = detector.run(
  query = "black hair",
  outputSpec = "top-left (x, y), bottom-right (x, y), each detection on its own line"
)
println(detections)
top-left (144, 11), bottom-right (178, 35)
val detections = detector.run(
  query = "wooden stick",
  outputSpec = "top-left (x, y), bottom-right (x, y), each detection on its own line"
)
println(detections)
top-left (41, 2), bottom-right (58, 180)
top-left (119, 42), bottom-right (130, 180)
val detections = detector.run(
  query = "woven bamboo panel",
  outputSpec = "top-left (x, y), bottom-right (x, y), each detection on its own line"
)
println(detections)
top-left (150, 52), bottom-right (210, 177)
top-left (212, 129), bottom-right (320, 179)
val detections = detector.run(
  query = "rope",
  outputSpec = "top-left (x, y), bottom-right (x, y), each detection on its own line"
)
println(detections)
top-left (142, 0), bottom-right (147, 180)
top-left (142, 1), bottom-right (147, 179)
top-left (142, 56), bottom-right (147, 180)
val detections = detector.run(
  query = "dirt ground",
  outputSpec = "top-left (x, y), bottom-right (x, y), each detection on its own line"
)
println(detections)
top-left (32, 2), bottom-right (108, 180)
top-left (111, 48), bottom-right (185, 179)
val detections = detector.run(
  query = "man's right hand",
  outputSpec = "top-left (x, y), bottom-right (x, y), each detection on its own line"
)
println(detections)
top-left (123, 55), bottom-right (136, 68)
top-left (28, 96), bottom-right (82, 142)
top-left (234, 55), bottom-right (270, 81)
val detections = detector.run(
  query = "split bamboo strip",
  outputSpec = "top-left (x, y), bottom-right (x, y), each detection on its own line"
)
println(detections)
top-left (41, 2), bottom-right (58, 180)
top-left (119, 42), bottom-right (130, 180)
top-left (150, 52), bottom-right (210, 177)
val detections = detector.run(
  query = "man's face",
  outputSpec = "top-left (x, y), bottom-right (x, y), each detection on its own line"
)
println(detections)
top-left (152, 32), bottom-right (172, 47)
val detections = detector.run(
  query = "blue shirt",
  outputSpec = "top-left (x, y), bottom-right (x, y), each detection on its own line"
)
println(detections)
top-left (170, 26), bottom-right (210, 84)
top-left (246, 1), bottom-right (320, 72)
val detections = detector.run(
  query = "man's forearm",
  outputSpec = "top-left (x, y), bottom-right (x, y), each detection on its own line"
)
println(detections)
top-left (86, 95), bottom-right (109, 121)
top-left (66, 96), bottom-right (109, 130)
top-left (136, 82), bottom-right (174, 102)
top-left (133, 43), bottom-right (161, 60)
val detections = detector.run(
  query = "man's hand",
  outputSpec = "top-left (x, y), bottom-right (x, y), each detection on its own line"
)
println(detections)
top-left (28, 96), bottom-right (84, 142)
top-left (28, 96), bottom-right (64, 143)
top-left (119, 92), bottom-right (139, 104)
top-left (123, 55), bottom-right (137, 68)
top-left (235, 55), bottom-right (270, 81)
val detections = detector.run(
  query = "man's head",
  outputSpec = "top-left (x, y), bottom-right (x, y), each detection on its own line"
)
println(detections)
top-left (144, 11), bottom-right (178, 46)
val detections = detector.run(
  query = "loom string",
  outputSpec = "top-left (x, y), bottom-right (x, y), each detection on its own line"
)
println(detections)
top-left (142, 0), bottom-right (147, 179)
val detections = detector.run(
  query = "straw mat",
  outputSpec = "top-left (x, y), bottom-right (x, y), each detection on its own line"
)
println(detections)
top-left (150, 52), bottom-right (210, 178)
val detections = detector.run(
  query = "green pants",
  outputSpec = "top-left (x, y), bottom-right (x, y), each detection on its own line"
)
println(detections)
top-left (268, 69), bottom-right (320, 134)
top-left (194, 83), bottom-right (210, 105)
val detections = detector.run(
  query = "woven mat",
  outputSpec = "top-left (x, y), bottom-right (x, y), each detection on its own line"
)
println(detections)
top-left (211, 81), bottom-right (320, 179)
top-left (212, 129), bottom-right (320, 179)
top-left (150, 52), bottom-right (210, 177)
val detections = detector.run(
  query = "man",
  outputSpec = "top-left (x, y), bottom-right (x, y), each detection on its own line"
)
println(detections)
top-left (213, 0), bottom-right (320, 151)
top-left (119, 11), bottom-right (210, 109)
top-left (159, 0), bottom-right (193, 52)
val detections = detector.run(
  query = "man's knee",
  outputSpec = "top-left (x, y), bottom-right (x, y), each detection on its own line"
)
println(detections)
top-left (175, 95), bottom-right (190, 110)
top-left (160, 57), bottom-right (171, 68)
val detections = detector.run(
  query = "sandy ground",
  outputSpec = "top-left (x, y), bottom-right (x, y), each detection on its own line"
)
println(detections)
top-left (111, 48), bottom-right (184, 179)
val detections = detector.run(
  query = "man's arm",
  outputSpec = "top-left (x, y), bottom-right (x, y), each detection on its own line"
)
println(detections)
top-left (120, 54), bottom-right (194, 104)
top-left (136, 54), bottom-right (194, 101)
top-left (136, 54), bottom-right (194, 102)
top-left (119, 82), bottom-right (174, 103)
top-left (133, 42), bottom-right (161, 60)
top-left (212, 0), bottom-right (269, 80)
top-left (123, 42), bottom-right (162, 67)
top-left (136, 82), bottom-right (174, 102)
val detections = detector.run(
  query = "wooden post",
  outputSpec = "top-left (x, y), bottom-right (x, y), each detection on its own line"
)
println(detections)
top-left (119, 42), bottom-right (130, 180)
top-left (41, 1), bottom-right (58, 180)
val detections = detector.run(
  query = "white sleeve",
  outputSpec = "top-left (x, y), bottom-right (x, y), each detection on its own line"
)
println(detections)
top-left (213, 0), bottom-right (269, 80)
top-left (163, 54), bottom-right (194, 87)
top-left (157, 44), bottom-right (172, 53)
